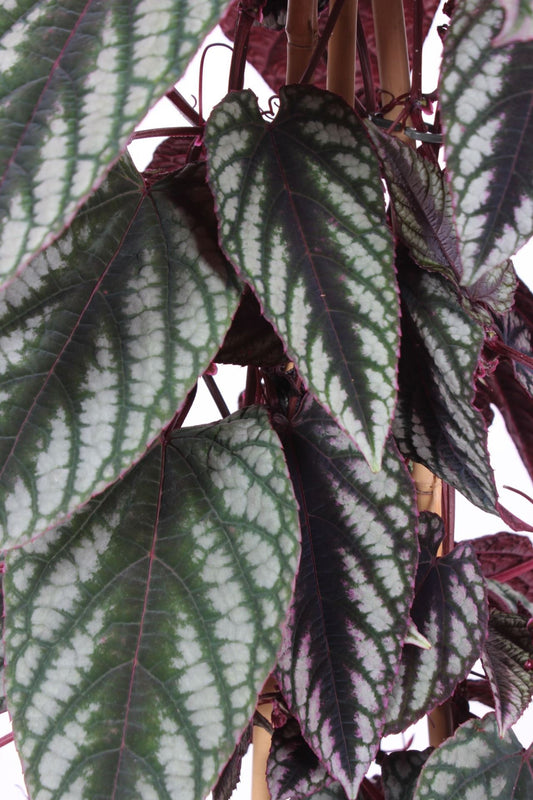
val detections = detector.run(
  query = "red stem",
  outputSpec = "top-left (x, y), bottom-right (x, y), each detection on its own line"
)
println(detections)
top-left (491, 556), bottom-right (533, 584)
top-left (227, 5), bottom-right (257, 92)
top-left (0, 731), bottom-right (15, 748)
top-left (203, 374), bottom-right (231, 418)
top-left (356, 14), bottom-right (375, 112)
top-left (165, 88), bottom-right (202, 126)
top-left (130, 126), bottom-right (202, 140)
top-left (487, 336), bottom-right (533, 370)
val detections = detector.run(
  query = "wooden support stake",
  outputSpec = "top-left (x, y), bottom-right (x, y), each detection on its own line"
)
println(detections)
top-left (286, 0), bottom-right (319, 84)
top-left (327, 0), bottom-right (358, 106)
top-left (250, 676), bottom-right (276, 800)
top-left (371, 0), bottom-right (410, 121)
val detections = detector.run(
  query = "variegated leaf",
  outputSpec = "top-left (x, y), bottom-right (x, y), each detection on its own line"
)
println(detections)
top-left (393, 253), bottom-right (498, 513)
top-left (494, 278), bottom-right (533, 397)
top-left (0, 158), bottom-right (239, 548)
top-left (4, 407), bottom-right (300, 800)
top-left (485, 578), bottom-right (533, 617)
top-left (441, 0), bottom-right (533, 288)
top-left (385, 513), bottom-right (488, 735)
top-left (493, 0), bottom-right (533, 46)
top-left (482, 610), bottom-right (533, 735)
top-left (366, 126), bottom-right (517, 316)
top-left (0, 0), bottom-right (228, 283)
top-left (205, 85), bottom-right (398, 471)
top-left (380, 748), bottom-right (432, 800)
top-left (412, 714), bottom-right (533, 799)
top-left (268, 716), bottom-right (334, 800)
top-left (274, 395), bottom-right (418, 799)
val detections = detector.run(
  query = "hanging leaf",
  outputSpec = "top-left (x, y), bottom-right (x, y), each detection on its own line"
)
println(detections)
top-left (268, 716), bottom-right (335, 800)
top-left (0, 0), bottom-right (229, 283)
top-left (366, 126), bottom-right (517, 315)
top-left (412, 714), bottom-right (533, 799)
top-left (205, 85), bottom-right (398, 470)
top-left (215, 286), bottom-right (287, 367)
top-left (380, 748), bottom-right (432, 800)
top-left (385, 513), bottom-right (488, 734)
top-left (393, 252), bottom-right (497, 512)
top-left (212, 723), bottom-right (253, 800)
top-left (468, 532), bottom-right (533, 603)
top-left (441, 0), bottom-right (533, 289)
top-left (3, 406), bottom-right (300, 800)
top-left (482, 610), bottom-right (533, 735)
top-left (274, 395), bottom-right (418, 799)
top-left (492, 278), bottom-right (533, 397)
top-left (0, 159), bottom-right (239, 549)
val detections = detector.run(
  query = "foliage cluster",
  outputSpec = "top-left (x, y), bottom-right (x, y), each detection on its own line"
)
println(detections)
top-left (1, 0), bottom-right (533, 798)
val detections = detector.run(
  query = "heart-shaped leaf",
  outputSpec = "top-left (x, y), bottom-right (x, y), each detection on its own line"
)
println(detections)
top-left (482, 610), bottom-right (533, 735)
top-left (205, 85), bottom-right (398, 471)
top-left (0, 0), bottom-right (228, 282)
top-left (393, 253), bottom-right (497, 512)
top-left (441, 0), bottom-right (533, 288)
top-left (274, 396), bottom-right (418, 799)
top-left (0, 159), bottom-right (239, 548)
top-left (4, 406), bottom-right (300, 800)
top-left (385, 513), bottom-right (488, 734)
top-left (366, 127), bottom-right (517, 316)
top-left (412, 714), bottom-right (533, 799)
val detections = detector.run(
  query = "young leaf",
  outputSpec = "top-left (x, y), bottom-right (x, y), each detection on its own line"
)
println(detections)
top-left (4, 407), bottom-right (299, 800)
top-left (412, 714), bottom-right (533, 799)
top-left (0, 0), bottom-right (228, 282)
top-left (441, 0), bottom-right (533, 288)
top-left (385, 513), bottom-right (488, 734)
top-left (274, 396), bottom-right (418, 799)
top-left (482, 610), bottom-right (533, 735)
top-left (393, 253), bottom-right (497, 512)
top-left (0, 159), bottom-right (239, 549)
top-left (366, 127), bottom-right (516, 315)
top-left (205, 85), bottom-right (398, 471)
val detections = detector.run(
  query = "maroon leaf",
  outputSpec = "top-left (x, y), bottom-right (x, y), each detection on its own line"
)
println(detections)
top-left (468, 531), bottom-right (533, 603)
top-left (215, 286), bottom-right (287, 367)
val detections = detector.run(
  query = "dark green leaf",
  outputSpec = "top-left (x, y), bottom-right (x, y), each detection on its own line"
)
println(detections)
top-left (380, 748), bottom-right (432, 800)
top-left (482, 610), bottom-right (533, 735)
top-left (0, 0), bottom-right (228, 281)
top-left (205, 85), bottom-right (397, 471)
top-left (0, 159), bottom-right (239, 548)
top-left (413, 714), bottom-right (533, 799)
top-left (441, 0), bottom-right (533, 288)
top-left (274, 396), bottom-right (418, 799)
top-left (385, 513), bottom-right (488, 734)
top-left (4, 407), bottom-right (299, 800)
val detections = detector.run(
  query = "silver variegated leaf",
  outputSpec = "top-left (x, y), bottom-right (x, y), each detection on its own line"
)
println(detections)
top-left (385, 513), bottom-right (488, 735)
top-left (486, 578), bottom-right (533, 617)
top-left (268, 716), bottom-right (335, 800)
top-left (4, 407), bottom-right (300, 800)
top-left (366, 126), bottom-right (517, 316)
top-left (441, 0), bottom-right (533, 288)
top-left (205, 85), bottom-right (398, 471)
top-left (413, 714), bottom-right (533, 799)
top-left (393, 253), bottom-right (498, 513)
top-left (380, 748), bottom-right (432, 800)
top-left (482, 610), bottom-right (533, 735)
top-left (0, 0), bottom-right (228, 282)
top-left (0, 159), bottom-right (239, 548)
top-left (274, 396), bottom-right (418, 799)
top-left (493, 0), bottom-right (533, 46)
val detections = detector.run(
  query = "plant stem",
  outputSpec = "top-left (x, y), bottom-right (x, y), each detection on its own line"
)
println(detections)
top-left (251, 675), bottom-right (277, 800)
top-left (371, 0), bottom-right (410, 121)
top-left (166, 88), bottom-right (202, 126)
top-left (327, 0), bottom-right (358, 105)
top-left (203, 373), bottom-right (231, 418)
top-left (491, 556), bottom-right (533, 583)
top-left (299, 0), bottom-right (347, 85)
top-left (286, 0), bottom-right (318, 84)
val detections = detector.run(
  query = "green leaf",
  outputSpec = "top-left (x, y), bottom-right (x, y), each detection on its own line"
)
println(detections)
top-left (0, 159), bottom-right (239, 548)
top-left (393, 253), bottom-right (498, 513)
top-left (205, 85), bottom-right (398, 471)
top-left (380, 748), bottom-right (432, 800)
top-left (385, 513), bottom-right (488, 734)
top-left (4, 406), bottom-right (300, 800)
top-left (482, 610), bottom-right (533, 735)
top-left (0, 0), bottom-right (228, 282)
top-left (441, 0), bottom-right (533, 288)
top-left (492, 0), bottom-right (533, 46)
top-left (274, 396), bottom-right (418, 799)
top-left (366, 127), bottom-right (517, 316)
top-left (412, 714), bottom-right (533, 799)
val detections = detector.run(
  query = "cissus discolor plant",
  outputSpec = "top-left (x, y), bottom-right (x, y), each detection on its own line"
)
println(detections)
top-left (1, 0), bottom-right (533, 798)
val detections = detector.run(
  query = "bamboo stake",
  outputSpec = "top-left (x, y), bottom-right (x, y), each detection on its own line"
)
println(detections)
top-left (286, 0), bottom-right (318, 84)
top-left (327, 0), bottom-right (358, 106)
top-left (250, 676), bottom-right (276, 800)
top-left (371, 0), bottom-right (410, 122)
